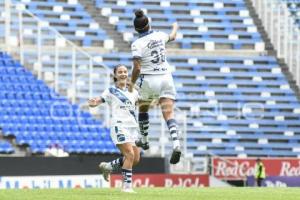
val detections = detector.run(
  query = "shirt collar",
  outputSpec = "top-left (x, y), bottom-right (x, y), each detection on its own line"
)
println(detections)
top-left (114, 85), bottom-right (127, 92)
top-left (139, 30), bottom-right (153, 38)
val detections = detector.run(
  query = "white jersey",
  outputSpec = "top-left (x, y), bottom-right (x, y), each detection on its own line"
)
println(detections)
top-left (131, 30), bottom-right (172, 74)
top-left (101, 86), bottom-right (139, 128)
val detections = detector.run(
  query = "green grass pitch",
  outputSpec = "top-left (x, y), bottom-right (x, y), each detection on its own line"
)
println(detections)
top-left (0, 188), bottom-right (299, 200)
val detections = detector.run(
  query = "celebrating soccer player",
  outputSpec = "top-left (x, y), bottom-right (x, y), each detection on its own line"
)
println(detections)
top-left (88, 64), bottom-right (140, 193)
top-left (129, 9), bottom-right (181, 164)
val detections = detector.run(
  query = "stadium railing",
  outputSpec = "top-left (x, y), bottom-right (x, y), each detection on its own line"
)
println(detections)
top-left (143, 107), bottom-right (188, 156)
top-left (1, 0), bottom-right (111, 124)
top-left (250, 0), bottom-right (300, 87)
top-left (0, 0), bottom-right (189, 160)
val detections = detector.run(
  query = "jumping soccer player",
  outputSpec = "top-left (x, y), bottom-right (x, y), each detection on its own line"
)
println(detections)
top-left (129, 9), bottom-right (181, 164)
top-left (88, 64), bottom-right (140, 193)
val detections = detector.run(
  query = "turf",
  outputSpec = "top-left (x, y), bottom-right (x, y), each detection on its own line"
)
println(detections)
top-left (0, 188), bottom-right (299, 200)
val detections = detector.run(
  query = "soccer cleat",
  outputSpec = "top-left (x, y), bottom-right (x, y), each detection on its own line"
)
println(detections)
top-left (121, 188), bottom-right (136, 193)
top-left (99, 162), bottom-right (111, 182)
top-left (135, 139), bottom-right (149, 150)
top-left (170, 146), bottom-right (181, 164)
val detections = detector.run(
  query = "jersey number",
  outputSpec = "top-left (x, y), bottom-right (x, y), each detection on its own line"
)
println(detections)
top-left (151, 49), bottom-right (165, 64)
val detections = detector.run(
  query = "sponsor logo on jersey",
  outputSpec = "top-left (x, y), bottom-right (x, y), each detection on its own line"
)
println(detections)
top-left (147, 40), bottom-right (163, 49)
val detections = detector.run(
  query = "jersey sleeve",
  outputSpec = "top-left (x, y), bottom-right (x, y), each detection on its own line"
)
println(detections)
top-left (131, 42), bottom-right (142, 59)
top-left (159, 31), bottom-right (170, 43)
top-left (100, 89), bottom-right (111, 104)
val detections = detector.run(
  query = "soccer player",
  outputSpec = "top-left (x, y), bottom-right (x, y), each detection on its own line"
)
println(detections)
top-left (128, 9), bottom-right (181, 164)
top-left (88, 64), bottom-right (140, 193)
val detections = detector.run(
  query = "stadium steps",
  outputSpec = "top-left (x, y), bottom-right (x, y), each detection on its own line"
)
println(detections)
top-left (79, 0), bottom-right (267, 57)
top-left (244, 0), bottom-right (276, 55)
top-left (277, 59), bottom-right (300, 102)
top-left (245, 0), bottom-right (300, 102)
top-left (78, 0), bottom-right (131, 52)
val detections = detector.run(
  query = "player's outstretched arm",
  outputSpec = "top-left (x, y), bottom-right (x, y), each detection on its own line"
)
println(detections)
top-left (88, 97), bottom-right (102, 107)
top-left (129, 58), bottom-right (141, 92)
top-left (169, 22), bottom-right (179, 42)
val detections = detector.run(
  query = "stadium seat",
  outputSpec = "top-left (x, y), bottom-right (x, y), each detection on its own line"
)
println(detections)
top-left (0, 0), bottom-right (112, 47)
top-left (0, 141), bottom-right (14, 153)
top-left (95, 53), bottom-right (300, 158)
top-left (95, 0), bottom-right (264, 50)
top-left (0, 52), bottom-right (118, 154)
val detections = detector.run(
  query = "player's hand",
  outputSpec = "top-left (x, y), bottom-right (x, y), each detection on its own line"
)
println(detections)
top-left (88, 97), bottom-right (100, 107)
top-left (172, 22), bottom-right (179, 30)
top-left (169, 22), bottom-right (179, 41)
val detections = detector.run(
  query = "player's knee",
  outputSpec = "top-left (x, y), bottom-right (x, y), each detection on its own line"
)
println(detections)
top-left (139, 105), bottom-right (148, 113)
top-left (161, 102), bottom-right (174, 117)
top-left (162, 108), bottom-right (173, 120)
top-left (123, 150), bottom-right (135, 163)
top-left (163, 109), bottom-right (172, 116)
top-left (139, 101), bottom-right (150, 112)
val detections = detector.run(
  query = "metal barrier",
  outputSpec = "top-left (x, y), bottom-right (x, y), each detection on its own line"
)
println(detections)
top-left (1, 0), bottom-right (111, 125)
top-left (1, 0), bottom-right (111, 102)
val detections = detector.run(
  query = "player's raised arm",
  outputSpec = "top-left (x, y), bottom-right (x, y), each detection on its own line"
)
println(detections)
top-left (169, 22), bottom-right (179, 42)
top-left (88, 97), bottom-right (102, 107)
top-left (129, 58), bottom-right (141, 92)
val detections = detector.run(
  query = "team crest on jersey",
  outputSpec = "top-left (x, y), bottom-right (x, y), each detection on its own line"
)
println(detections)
top-left (117, 134), bottom-right (125, 142)
top-left (109, 87), bottom-right (137, 121)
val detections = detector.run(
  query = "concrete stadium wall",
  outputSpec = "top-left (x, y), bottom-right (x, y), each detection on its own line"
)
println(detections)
top-left (0, 155), bottom-right (165, 176)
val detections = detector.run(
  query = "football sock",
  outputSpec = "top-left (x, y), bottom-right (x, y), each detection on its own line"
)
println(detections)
top-left (166, 119), bottom-right (180, 149)
top-left (139, 112), bottom-right (149, 143)
top-left (122, 168), bottom-right (133, 189)
top-left (108, 157), bottom-right (124, 172)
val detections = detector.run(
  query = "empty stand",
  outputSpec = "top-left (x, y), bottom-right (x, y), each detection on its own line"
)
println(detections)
top-left (96, 0), bottom-right (265, 51)
top-left (96, 52), bottom-right (300, 157)
top-left (0, 0), bottom-right (113, 48)
top-left (0, 52), bottom-right (117, 154)
top-left (0, 141), bottom-right (14, 153)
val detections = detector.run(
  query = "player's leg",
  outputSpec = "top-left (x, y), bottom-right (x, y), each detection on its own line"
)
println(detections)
top-left (99, 125), bottom-right (134, 182)
top-left (132, 145), bottom-right (140, 166)
top-left (159, 97), bottom-right (181, 164)
top-left (135, 74), bottom-right (153, 150)
top-left (99, 156), bottom-right (124, 181)
top-left (99, 126), bottom-right (126, 181)
top-left (100, 128), bottom-right (140, 173)
top-left (136, 100), bottom-right (151, 150)
top-left (159, 74), bottom-right (181, 164)
top-left (118, 143), bottom-right (136, 192)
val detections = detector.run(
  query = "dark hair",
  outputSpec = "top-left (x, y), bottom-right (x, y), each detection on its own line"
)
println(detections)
top-left (113, 64), bottom-right (126, 82)
top-left (134, 9), bottom-right (149, 33)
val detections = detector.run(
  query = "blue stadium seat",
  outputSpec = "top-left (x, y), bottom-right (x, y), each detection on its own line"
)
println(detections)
top-left (0, 141), bottom-right (14, 153)
top-left (94, 52), bottom-right (300, 157)
top-left (95, 0), bottom-right (264, 50)
top-left (0, 52), bottom-right (111, 154)
top-left (0, 0), bottom-right (112, 47)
